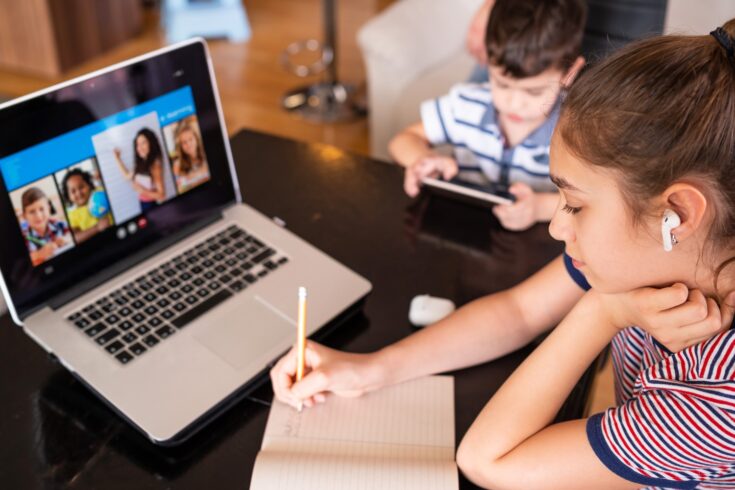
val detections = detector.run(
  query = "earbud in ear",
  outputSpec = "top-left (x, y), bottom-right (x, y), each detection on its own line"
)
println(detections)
top-left (661, 209), bottom-right (681, 252)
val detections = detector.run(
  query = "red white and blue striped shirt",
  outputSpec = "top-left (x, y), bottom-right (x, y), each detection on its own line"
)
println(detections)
top-left (564, 254), bottom-right (735, 490)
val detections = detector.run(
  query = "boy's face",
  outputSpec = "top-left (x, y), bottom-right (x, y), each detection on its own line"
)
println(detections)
top-left (67, 174), bottom-right (91, 206)
top-left (488, 64), bottom-right (567, 126)
top-left (24, 198), bottom-right (51, 233)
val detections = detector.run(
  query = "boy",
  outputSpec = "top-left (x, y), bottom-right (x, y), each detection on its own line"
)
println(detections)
top-left (389, 0), bottom-right (586, 231)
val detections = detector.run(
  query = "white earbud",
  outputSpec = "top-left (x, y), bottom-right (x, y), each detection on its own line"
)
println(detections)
top-left (661, 209), bottom-right (681, 252)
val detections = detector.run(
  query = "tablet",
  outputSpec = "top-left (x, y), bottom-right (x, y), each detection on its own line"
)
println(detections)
top-left (422, 176), bottom-right (516, 207)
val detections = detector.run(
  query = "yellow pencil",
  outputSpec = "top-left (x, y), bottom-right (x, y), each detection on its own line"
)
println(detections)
top-left (296, 286), bottom-right (307, 411)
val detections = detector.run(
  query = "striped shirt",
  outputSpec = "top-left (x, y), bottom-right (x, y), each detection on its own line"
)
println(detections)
top-left (564, 254), bottom-right (735, 489)
top-left (420, 82), bottom-right (559, 192)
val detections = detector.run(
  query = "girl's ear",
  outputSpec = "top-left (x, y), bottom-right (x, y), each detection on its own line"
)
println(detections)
top-left (661, 183), bottom-right (708, 244)
top-left (561, 56), bottom-right (585, 88)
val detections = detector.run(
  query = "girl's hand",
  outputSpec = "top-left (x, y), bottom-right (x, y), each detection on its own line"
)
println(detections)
top-left (269, 341), bottom-right (384, 409)
top-left (599, 284), bottom-right (735, 352)
top-left (492, 182), bottom-right (538, 231)
top-left (403, 155), bottom-right (458, 197)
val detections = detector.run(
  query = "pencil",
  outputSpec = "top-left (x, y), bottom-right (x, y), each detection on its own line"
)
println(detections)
top-left (296, 286), bottom-right (307, 412)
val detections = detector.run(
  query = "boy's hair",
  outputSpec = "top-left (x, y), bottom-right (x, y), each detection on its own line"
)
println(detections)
top-left (21, 187), bottom-right (55, 214)
top-left (559, 19), bottom-right (735, 284)
top-left (61, 168), bottom-right (94, 204)
top-left (486, 0), bottom-right (586, 78)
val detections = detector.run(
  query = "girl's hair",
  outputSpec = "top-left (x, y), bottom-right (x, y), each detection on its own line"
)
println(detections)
top-left (559, 19), bottom-right (735, 282)
top-left (133, 128), bottom-right (164, 176)
top-left (21, 187), bottom-right (55, 214)
top-left (174, 122), bottom-right (205, 174)
top-left (61, 168), bottom-right (94, 204)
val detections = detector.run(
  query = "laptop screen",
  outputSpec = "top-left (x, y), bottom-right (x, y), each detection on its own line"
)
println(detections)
top-left (0, 40), bottom-right (237, 318)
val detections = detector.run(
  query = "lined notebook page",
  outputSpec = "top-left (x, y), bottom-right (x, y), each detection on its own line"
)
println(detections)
top-left (250, 375), bottom-right (457, 490)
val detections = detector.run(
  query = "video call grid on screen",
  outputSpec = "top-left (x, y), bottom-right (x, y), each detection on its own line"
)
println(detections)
top-left (0, 86), bottom-right (212, 268)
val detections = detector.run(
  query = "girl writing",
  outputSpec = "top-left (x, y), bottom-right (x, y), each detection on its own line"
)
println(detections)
top-left (272, 21), bottom-right (735, 488)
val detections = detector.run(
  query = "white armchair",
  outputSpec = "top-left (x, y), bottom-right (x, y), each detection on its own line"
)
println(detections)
top-left (357, 0), bottom-right (483, 160)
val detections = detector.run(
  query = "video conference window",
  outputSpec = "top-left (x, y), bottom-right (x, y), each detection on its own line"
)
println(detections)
top-left (55, 158), bottom-right (113, 244)
top-left (0, 86), bottom-right (211, 268)
top-left (10, 177), bottom-right (75, 266)
top-left (163, 115), bottom-right (211, 194)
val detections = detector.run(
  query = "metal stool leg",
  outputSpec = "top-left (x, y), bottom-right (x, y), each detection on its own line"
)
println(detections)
top-left (280, 0), bottom-right (362, 123)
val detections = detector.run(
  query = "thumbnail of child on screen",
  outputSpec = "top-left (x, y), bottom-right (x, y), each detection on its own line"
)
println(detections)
top-left (113, 128), bottom-right (167, 212)
top-left (172, 121), bottom-right (210, 193)
top-left (19, 187), bottom-right (72, 266)
top-left (61, 168), bottom-right (112, 243)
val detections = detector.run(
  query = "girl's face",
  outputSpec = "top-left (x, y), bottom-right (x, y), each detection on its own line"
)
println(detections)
top-left (179, 130), bottom-right (198, 158)
top-left (66, 174), bottom-right (91, 206)
top-left (136, 134), bottom-right (150, 159)
top-left (547, 133), bottom-right (675, 293)
top-left (24, 198), bottom-right (51, 233)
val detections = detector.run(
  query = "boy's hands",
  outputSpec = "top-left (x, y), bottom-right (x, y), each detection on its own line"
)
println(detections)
top-left (599, 284), bottom-right (735, 352)
top-left (403, 155), bottom-right (458, 197)
top-left (270, 341), bottom-right (385, 410)
top-left (492, 182), bottom-right (539, 231)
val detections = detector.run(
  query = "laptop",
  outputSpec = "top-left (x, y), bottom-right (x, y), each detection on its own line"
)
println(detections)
top-left (0, 38), bottom-right (372, 444)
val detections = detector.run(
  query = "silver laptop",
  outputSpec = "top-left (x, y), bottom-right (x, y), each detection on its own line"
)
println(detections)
top-left (0, 38), bottom-right (371, 444)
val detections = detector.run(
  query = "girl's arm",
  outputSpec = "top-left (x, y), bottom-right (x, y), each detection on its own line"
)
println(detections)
top-left (113, 148), bottom-right (133, 180)
top-left (456, 291), bottom-right (639, 489)
top-left (136, 160), bottom-right (166, 201)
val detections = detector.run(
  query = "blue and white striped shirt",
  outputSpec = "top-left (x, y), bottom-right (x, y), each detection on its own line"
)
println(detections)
top-left (420, 82), bottom-right (559, 192)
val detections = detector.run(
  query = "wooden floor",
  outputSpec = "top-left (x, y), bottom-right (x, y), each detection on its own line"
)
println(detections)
top-left (0, 0), bottom-right (384, 155)
top-left (0, 0), bottom-right (617, 416)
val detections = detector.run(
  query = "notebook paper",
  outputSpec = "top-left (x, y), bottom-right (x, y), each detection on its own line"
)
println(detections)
top-left (250, 375), bottom-right (457, 490)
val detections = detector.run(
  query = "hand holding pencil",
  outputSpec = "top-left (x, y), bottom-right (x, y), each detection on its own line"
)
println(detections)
top-left (269, 288), bottom-right (382, 410)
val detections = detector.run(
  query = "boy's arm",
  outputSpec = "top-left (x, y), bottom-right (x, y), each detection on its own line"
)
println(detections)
top-left (387, 122), bottom-right (435, 168)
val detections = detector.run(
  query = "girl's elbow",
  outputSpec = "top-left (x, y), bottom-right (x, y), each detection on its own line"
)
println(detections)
top-left (457, 436), bottom-right (506, 489)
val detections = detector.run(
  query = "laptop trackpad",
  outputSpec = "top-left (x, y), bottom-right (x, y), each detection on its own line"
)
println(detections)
top-left (193, 297), bottom-right (294, 370)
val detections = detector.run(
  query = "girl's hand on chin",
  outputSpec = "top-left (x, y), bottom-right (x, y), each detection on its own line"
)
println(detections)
top-left (599, 284), bottom-right (735, 352)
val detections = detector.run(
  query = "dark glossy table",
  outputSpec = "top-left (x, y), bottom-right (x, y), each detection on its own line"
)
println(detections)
top-left (1, 129), bottom-right (581, 489)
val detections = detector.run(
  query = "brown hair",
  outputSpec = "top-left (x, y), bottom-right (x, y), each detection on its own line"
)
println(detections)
top-left (559, 20), bottom-right (735, 288)
top-left (174, 122), bottom-right (205, 175)
top-left (485, 0), bottom-right (586, 78)
top-left (21, 187), bottom-right (55, 214)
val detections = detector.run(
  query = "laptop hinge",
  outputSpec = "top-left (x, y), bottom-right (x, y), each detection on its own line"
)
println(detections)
top-left (43, 211), bottom-right (224, 313)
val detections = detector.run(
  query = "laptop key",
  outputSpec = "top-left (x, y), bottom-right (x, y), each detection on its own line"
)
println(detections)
top-left (149, 317), bottom-right (163, 327)
top-left (252, 248), bottom-right (275, 264)
top-left (96, 329), bottom-right (120, 345)
top-left (277, 256), bottom-right (289, 265)
top-left (88, 310), bottom-right (103, 321)
top-left (105, 340), bottom-right (125, 354)
top-left (244, 274), bottom-right (257, 284)
top-left (135, 325), bottom-right (151, 335)
top-left (172, 289), bottom-right (232, 329)
top-left (119, 320), bottom-right (134, 331)
top-left (85, 323), bottom-right (106, 337)
top-left (67, 312), bottom-right (82, 322)
top-left (173, 302), bottom-right (187, 312)
top-left (122, 332), bottom-right (137, 343)
top-left (129, 343), bottom-right (147, 356)
top-left (155, 325), bottom-right (175, 339)
top-left (74, 318), bottom-right (91, 329)
top-left (230, 280), bottom-right (246, 292)
top-left (143, 335), bottom-right (159, 347)
top-left (131, 313), bottom-right (145, 323)
top-left (115, 351), bottom-right (134, 364)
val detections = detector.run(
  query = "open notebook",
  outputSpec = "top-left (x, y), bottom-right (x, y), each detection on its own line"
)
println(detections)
top-left (250, 375), bottom-right (457, 490)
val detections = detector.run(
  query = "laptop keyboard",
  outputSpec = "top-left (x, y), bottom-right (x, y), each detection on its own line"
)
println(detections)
top-left (65, 224), bottom-right (289, 365)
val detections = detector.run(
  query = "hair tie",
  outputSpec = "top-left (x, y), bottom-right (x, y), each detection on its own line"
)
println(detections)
top-left (710, 27), bottom-right (735, 61)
